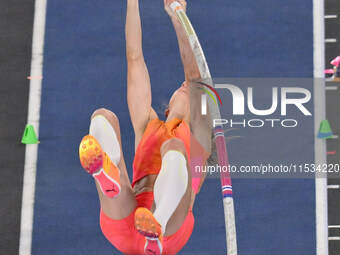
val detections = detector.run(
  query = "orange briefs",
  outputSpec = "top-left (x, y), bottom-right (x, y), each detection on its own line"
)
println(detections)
top-left (100, 192), bottom-right (194, 255)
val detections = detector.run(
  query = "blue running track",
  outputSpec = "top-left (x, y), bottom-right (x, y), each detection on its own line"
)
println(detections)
top-left (32, 0), bottom-right (315, 254)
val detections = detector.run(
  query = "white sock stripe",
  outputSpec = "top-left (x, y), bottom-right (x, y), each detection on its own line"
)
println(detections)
top-left (89, 115), bottom-right (121, 166)
top-left (153, 150), bottom-right (189, 234)
top-left (163, 150), bottom-right (186, 163)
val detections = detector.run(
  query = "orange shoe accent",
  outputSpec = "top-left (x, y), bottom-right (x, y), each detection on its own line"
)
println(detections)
top-left (135, 208), bottom-right (163, 255)
top-left (79, 135), bottom-right (121, 198)
top-left (102, 153), bottom-right (120, 183)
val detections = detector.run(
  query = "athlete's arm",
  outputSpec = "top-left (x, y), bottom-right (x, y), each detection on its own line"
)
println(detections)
top-left (164, 0), bottom-right (201, 82)
top-left (126, 0), bottom-right (157, 144)
top-left (165, 0), bottom-right (212, 167)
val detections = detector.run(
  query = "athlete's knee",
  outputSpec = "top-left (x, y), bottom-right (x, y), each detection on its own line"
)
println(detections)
top-left (160, 138), bottom-right (187, 159)
top-left (91, 108), bottom-right (120, 129)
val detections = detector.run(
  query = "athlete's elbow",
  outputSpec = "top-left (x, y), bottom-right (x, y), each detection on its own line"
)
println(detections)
top-left (126, 51), bottom-right (144, 62)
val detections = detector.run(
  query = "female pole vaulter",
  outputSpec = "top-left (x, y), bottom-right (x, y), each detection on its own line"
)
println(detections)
top-left (79, 0), bottom-right (212, 254)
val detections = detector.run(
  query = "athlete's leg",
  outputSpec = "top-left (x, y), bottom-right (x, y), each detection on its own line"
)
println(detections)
top-left (135, 138), bottom-right (192, 255)
top-left (154, 138), bottom-right (192, 236)
top-left (134, 138), bottom-right (191, 255)
top-left (89, 108), bottom-right (137, 219)
top-left (135, 138), bottom-right (192, 235)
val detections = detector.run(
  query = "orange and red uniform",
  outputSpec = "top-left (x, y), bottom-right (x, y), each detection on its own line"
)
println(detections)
top-left (100, 118), bottom-right (210, 254)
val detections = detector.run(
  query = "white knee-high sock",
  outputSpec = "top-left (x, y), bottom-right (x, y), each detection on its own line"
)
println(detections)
top-left (89, 115), bottom-right (120, 166)
top-left (153, 150), bottom-right (189, 234)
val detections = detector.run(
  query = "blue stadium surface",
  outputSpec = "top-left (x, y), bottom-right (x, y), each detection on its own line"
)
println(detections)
top-left (31, 0), bottom-right (316, 254)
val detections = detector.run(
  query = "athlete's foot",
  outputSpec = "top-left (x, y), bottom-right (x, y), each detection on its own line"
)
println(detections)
top-left (79, 135), bottom-right (121, 198)
top-left (135, 208), bottom-right (163, 255)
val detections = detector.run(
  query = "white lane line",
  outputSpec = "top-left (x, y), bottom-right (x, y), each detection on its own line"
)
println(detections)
top-left (328, 237), bottom-right (340, 241)
top-left (325, 38), bottom-right (337, 43)
top-left (326, 86), bottom-right (338, 90)
top-left (332, 135), bottom-right (339, 139)
top-left (328, 185), bottom-right (340, 189)
top-left (19, 0), bottom-right (47, 254)
top-left (313, 0), bottom-right (328, 254)
top-left (329, 225), bottom-right (340, 228)
top-left (324, 15), bottom-right (337, 19)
